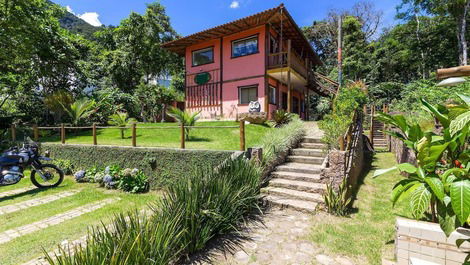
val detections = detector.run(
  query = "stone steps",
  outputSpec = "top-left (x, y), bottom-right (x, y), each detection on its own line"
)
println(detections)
top-left (262, 187), bottom-right (324, 203)
top-left (287, 156), bottom-right (324, 165)
top-left (269, 178), bottom-right (326, 193)
top-left (263, 195), bottom-right (318, 213)
top-left (271, 171), bottom-right (322, 182)
top-left (299, 143), bottom-right (326, 149)
top-left (275, 163), bottom-right (322, 174)
top-left (262, 134), bottom-right (326, 214)
top-left (290, 148), bottom-right (324, 157)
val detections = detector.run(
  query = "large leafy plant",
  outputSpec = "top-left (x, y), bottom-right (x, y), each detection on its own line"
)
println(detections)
top-left (166, 107), bottom-right (200, 140)
top-left (107, 111), bottom-right (137, 139)
top-left (375, 95), bottom-right (470, 236)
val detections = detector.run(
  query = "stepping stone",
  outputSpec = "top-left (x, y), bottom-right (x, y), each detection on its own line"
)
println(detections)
top-left (262, 187), bottom-right (324, 203)
top-left (264, 195), bottom-right (317, 213)
top-left (271, 171), bottom-right (322, 182)
top-left (275, 163), bottom-right (322, 174)
top-left (0, 198), bottom-right (119, 245)
top-left (0, 186), bottom-right (36, 199)
top-left (291, 148), bottom-right (324, 157)
top-left (269, 178), bottom-right (326, 193)
top-left (0, 190), bottom-right (81, 215)
top-left (287, 155), bottom-right (324, 165)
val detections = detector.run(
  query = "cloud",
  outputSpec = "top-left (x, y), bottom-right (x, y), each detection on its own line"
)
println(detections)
top-left (78, 12), bottom-right (102, 27)
top-left (65, 5), bottom-right (102, 27)
top-left (229, 1), bottom-right (240, 9)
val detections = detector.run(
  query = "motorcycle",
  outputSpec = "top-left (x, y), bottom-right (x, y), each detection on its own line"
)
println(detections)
top-left (0, 138), bottom-right (64, 188)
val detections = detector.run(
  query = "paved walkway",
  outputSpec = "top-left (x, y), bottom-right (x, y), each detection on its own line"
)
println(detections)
top-left (0, 198), bottom-right (119, 245)
top-left (202, 209), bottom-right (355, 265)
top-left (304, 121), bottom-right (324, 138)
top-left (0, 190), bottom-right (81, 215)
top-left (0, 186), bottom-right (36, 199)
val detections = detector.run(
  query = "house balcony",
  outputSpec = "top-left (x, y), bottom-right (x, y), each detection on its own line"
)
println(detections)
top-left (267, 48), bottom-right (315, 92)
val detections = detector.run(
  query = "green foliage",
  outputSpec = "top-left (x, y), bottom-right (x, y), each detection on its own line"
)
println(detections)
top-left (375, 98), bottom-right (470, 236)
top-left (260, 116), bottom-right (305, 167)
top-left (107, 112), bottom-right (137, 139)
top-left (118, 168), bottom-right (149, 193)
top-left (368, 82), bottom-right (403, 106)
top-left (54, 159), bottom-right (75, 175)
top-left (61, 98), bottom-right (96, 126)
top-left (319, 83), bottom-right (367, 149)
top-left (166, 107), bottom-right (200, 140)
top-left (41, 143), bottom-right (232, 188)
top-left (47, 158), bottom-right (261, 265)
top-left (324, 178), bottom-right (352, 216)
top-left (268, 109), bottom-right (294, 128)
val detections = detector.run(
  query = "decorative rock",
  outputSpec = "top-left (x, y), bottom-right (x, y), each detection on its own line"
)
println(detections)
top-left (238, 112), bottom-right (267, 124)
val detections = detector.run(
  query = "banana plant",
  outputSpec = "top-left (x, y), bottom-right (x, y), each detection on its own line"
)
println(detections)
top-left (374, 95), bottom-right (470, 237)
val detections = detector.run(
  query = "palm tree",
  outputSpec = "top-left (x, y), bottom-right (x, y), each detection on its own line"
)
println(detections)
top-left (167, 107), bottom-right (200, 140)
top-left (61, 98), bottom-right (96, 126)
top-left (108, 112), bottom-right (137, 139)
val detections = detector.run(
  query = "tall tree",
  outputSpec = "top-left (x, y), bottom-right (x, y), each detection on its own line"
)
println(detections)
top-left (398, 0), bottom-right (470, 65)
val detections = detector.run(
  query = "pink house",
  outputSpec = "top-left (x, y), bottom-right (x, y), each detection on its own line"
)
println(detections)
top-left (163, 4), bottom-right (335, 120)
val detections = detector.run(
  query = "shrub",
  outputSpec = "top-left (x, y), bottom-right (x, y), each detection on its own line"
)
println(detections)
top-left (268, 109), bottom-right (294, 128)
top-left (73, 166), bottom-right (150, 193)
top-left (319, 82), bottom-right (367, 149)
top-left (324, 178), bottom-right (351, 216)
top-left (166, 107), bottom-right (200, 140)
top-left (259, 116), bottom-right (305, 167)
top-left (107, 112), bottom-right (137, 139)
top-left (54, 159), bottom-right (75, 175)
top-left (47, 158), bottom-right (261, 264)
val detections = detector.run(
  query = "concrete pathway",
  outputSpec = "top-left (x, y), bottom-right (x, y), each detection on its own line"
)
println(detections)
top-left (203, 209), bottom-right (355, 265)
top-left (0, 198), bottom-right (119, 245)
top-left (0, 190), bottom-right (81, 215)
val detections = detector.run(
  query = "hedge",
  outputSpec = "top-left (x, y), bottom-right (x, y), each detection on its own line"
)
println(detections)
top-left (41, 143), bottom-right (234, 188)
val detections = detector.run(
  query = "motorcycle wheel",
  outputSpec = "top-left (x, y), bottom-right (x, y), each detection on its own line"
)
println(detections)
top-left (31, 164), bottom-right (64, 188)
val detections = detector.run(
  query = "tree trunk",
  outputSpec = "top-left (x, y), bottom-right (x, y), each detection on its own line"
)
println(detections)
top-left (457, 1), bottom-right (469, 66)
top-left (414, 12), bottom-right (426, 78)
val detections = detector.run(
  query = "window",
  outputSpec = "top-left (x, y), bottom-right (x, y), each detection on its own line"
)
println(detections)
top-left (293, 97), bottom-right (300, 114)
top-left (281, 92), bottom-right (288, 110)
top-left (270, 36), bottom-right (279, 54)
top-left (269, 85), bottom-right (277, 104)
top-left (239, 85), bottom-right (258, 104)
top-left (232, 35), bottom-right (258, 58)
top-left (192, 47), bottom-right (214, 66)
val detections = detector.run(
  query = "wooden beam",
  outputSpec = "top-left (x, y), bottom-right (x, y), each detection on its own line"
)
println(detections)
top-left (265, 24), bottom-right (270, 116)
top-left (437, 65), bottom-right (470, 79)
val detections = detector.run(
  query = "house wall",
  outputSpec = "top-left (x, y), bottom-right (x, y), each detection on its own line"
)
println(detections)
top-left (185, 26), bottom-right (267, 120)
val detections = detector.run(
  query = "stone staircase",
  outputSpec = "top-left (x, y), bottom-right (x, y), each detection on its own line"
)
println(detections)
top-left (262, 136), bottom-right (327, 213)
top-left (372, 120), bottom-right (388, 150)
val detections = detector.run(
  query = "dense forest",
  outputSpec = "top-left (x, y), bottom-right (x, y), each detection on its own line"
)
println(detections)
top-left (0, 0), bottom-right (469, 128)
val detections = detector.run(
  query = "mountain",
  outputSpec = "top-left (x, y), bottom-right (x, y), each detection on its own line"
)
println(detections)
top-left (59, 11), bottom-right (103, 40)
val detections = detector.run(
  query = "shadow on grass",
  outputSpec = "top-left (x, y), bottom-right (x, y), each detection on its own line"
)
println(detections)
top-left (187, 137), bottom-right (211, 142)
top-left (0, 187), bottom-right (51, 203)
top-left (184, 204), bottom-right (267, 265)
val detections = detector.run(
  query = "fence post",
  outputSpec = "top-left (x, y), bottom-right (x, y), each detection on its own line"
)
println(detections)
top-left (339, 137), bottom-right (345, 151)
top-left (180, 123), bottom-right (185, 149)
top-left (33, 124), bottom-right (39, 141)
top-left (131, 123), bottom-right (136, 147)
top-left (92, 123), bottom-right (97, 145)
top-left (11, 124), bottom-right (16, 142)
top-left (61, 123), bottom-right (65, 144)
top-left (369, 107), bottom-right (374, 147)
top-left (240, 120), bottom-right (245, 151)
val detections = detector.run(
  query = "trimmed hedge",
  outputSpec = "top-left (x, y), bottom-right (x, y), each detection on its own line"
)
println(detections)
top-left (41, 143), bottom-right (233, 188)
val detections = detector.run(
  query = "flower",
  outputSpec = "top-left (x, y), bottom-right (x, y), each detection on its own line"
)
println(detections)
top-left (104, 166), bottom-right (111, 174)
top-left (74, 170), bottom-right (86, 182)
top-left (94, 172), bottom-right (104, 183)
top-left (131, 168), bottom-right (139, 176)
top-left (103, 174), bottom-right (113, 184)
top-left (122, 168), bottom-right (132, 177)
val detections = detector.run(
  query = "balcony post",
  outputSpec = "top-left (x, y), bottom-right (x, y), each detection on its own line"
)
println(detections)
top-left (287, 39), bottom-right (292, 113)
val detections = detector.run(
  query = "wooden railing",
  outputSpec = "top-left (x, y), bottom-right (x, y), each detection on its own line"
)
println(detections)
top-left (186, 82), bottom-right (221, 109)
top-left (267, 48), bottom-right (309, 79)
top-left (9, 122), bottom-right (247, 151)
top-left (339, 110), bottom-right (362, 152)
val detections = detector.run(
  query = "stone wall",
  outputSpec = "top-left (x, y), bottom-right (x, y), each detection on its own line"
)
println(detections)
top-left (390, 130), bottom-right (416, 165)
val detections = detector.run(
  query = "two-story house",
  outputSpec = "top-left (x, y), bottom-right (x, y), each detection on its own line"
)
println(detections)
top-left (163, 4), bottom-right (335, 120)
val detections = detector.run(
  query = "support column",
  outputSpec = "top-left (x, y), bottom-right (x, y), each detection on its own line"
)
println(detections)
top-left (287, 39), bottom-right (292, 113)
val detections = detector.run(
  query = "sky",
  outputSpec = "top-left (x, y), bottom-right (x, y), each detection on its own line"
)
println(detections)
top-left (52, 0), bottom-right (402, 35)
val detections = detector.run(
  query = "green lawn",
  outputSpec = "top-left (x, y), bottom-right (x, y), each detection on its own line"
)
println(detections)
top-left (0, 176), bottom-right (157, 265)
top-left (38, 121), bottom-right (272, 150)
top-left (309, 152), bottom-right (411, 264)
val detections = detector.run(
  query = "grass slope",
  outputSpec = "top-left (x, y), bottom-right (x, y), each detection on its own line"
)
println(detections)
top-left (309, 152), bottom-right (411, 264)
top-left (39, 121), bottom-right (271, 151)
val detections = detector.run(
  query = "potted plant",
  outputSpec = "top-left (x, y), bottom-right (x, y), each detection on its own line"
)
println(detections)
top-left (374, 95), bottom-right (470, 264)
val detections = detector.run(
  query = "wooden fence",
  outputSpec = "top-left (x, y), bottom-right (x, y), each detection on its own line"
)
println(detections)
top-left (9, 122), bottom-right (247, 151)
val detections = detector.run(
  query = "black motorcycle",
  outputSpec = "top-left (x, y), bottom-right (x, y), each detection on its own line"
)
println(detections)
top-left (0, 138), bottom-right (64, 188)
